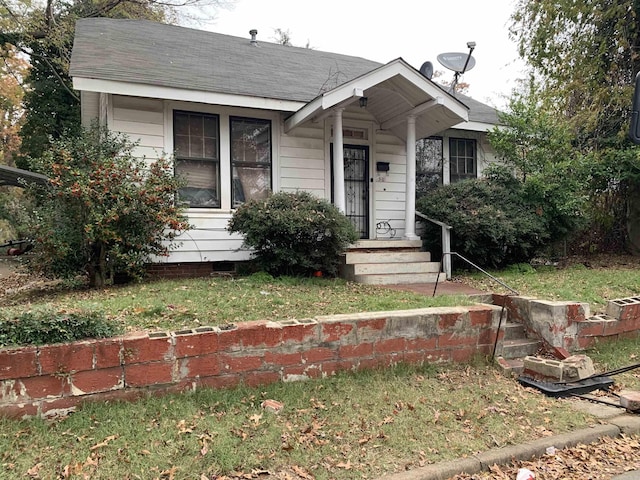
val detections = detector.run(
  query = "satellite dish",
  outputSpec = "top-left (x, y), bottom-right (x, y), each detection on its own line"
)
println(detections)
top-left (419, 61), bottom-right (434, 79)
top-left (437, 52), bottom-right (476, 73)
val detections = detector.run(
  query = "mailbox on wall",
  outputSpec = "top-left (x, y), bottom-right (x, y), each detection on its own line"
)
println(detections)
top-left (376, 162), bottom-right (390, 172)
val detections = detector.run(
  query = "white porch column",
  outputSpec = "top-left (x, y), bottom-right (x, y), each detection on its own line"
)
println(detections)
top-left (333, 108), bottom-right (346, 213)
top-left (404, 115), bottom-right (419, 240)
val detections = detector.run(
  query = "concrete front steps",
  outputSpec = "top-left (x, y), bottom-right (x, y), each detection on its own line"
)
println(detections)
top-left (339, 239), bottom-right (446, 285)
top-left (495, 321), bottom-right (543, 375)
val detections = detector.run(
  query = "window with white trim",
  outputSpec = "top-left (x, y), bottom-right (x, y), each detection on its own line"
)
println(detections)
top-left (231, 117), bottom-right (272, 207)
top-left (449, 138), bottom-right (476, 183)
top-left (174, 111), bottom-right (220, 207)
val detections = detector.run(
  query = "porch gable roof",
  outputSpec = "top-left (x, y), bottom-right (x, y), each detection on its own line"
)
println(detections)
top-left (284, 58), bottom-right (469, 140)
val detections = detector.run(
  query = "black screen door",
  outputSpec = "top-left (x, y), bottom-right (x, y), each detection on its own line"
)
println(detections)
top-left (332, 145), bottom-right (369, 239)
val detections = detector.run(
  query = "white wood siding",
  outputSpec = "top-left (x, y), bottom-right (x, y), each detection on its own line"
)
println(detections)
top-left (80, 91), bottom-right (100, 127)
top-left (111, 96), bottom-right (165, 160)
top-left (373, 131), bottom-right (407, 238)
top-left (83, 93), bottom-right (498, 263)
top-left (279, 124), bottom-right (326, 198)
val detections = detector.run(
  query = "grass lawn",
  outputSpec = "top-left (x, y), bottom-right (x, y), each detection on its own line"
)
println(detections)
top-left (0, 257), bottom-right (639, 478)
top-left (1, 273), bottom-right (475, 335)
top-left (458, 255), bottom-right (640, 314)
top-left (0, 361), bottom-right (599, 480)
top-left (1, 333), bottom-right (638, 480)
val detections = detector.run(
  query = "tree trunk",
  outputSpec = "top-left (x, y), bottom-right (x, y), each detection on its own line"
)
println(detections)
top-left (88, 242), bottom-right (108, 288)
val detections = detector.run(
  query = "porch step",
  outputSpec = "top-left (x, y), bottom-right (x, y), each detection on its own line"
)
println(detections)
top-left (354, 271), bottom-right (447, 285)
top-left (344, 251), bottom-right (432, 264)
top-left (340, 240), bottom-right (443, 286)
top-left (350, 239), bottom-right (422, 250)
top-left (351, 261), bottom-right (441, 276)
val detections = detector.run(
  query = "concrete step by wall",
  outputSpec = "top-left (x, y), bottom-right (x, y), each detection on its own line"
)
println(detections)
top-left (503, 322), bottom-right (527, 341)
top-left (494, 321), bottom-right (543, 360)
top-left (499, 338), bottom-right (541, 359)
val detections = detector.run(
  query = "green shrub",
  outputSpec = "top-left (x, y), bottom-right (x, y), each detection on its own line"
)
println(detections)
top-left (417, 168), bottom-right (550, 268)
top-left (228, 191), bottom-right (358, 277)
top-left (0, 308), bottom-right (122, 347)
top-left (26, 125), bottom-right (190, 288)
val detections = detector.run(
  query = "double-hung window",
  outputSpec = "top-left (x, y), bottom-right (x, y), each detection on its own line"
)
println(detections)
top-left (231, 117), bottom-right (272, 207)
top-left (174, 111), bottom-right (220, 207)
top-left (449, 138), bottom-right (476, 183)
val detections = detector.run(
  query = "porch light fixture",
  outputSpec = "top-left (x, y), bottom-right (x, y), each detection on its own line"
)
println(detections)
top-left (359, 97), bottom-right (368, 108)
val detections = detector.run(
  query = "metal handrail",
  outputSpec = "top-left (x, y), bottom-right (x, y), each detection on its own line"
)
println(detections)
top-left (433, 251), bottom-right (520, 297)
top-left (415, 212), bottom-right (452, 280)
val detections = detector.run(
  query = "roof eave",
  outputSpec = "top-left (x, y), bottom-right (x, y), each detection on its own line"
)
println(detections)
top-left (73, 77), bottom-right (305, 112)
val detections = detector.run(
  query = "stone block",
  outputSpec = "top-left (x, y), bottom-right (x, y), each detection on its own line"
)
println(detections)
top-left (619, 390), bottom-right (640, 412)
top-left (523, 356), bottom-right (563, 380)
top-left (561, 354), bottom-right (595, 381)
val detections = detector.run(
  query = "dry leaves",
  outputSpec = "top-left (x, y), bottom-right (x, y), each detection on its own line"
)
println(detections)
top-left (452, 434), bottom-right (640, 479)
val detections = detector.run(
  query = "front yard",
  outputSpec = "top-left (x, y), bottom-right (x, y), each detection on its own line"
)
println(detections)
top-left (1, 255), bottom-right (639, 479)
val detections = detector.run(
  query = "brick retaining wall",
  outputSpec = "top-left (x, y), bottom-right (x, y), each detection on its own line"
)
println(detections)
top-left (0, 305), bottom-right (502, 419)
top-left (3, 295), bottom-right (639, 419)
top-left (494, 294), bottom-right (640, 351)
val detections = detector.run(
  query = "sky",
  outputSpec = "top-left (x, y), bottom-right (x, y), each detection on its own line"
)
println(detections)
top-left (201, 0), bottom-right (527, 109)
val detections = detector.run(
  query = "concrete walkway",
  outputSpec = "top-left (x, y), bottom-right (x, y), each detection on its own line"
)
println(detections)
top-left (384, 281), bottom-right (487, 297)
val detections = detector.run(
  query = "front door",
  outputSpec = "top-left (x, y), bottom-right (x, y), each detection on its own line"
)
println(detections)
top-left (332, 145), bottom-right (370, 239)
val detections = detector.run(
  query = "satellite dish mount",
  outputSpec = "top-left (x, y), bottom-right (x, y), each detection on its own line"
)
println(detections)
top-left (437, 41), bottom-right (476, 93)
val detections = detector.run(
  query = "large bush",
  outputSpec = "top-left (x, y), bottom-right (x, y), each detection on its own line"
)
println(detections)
top-left (228, 191), bottom-right (358, 277)
top-left (26, 125), bottom-right (190, 287)
top-left (417, 166), bottom-right (551, 268)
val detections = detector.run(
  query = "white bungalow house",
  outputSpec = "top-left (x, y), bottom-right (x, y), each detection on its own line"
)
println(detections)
top-left (69, 18), bottom-right (500, 284)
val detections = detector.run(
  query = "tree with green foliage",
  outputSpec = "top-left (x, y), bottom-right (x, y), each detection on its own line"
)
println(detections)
top-left (510, 0), bottom-right (640, 253)
top-left (0, 0), bottom-right (226, 165)
top-left (228, 191), bottom-right (358, 277)
top-left (487, 81), bottom-right (587, 244)
top-left (26, 125), bottom-right (190, 288)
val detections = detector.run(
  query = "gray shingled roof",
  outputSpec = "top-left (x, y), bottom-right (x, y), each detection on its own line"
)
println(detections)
top-left (455, 93), bottom-right (500, 125)
top-left (70, 18), bottom-right (382, 103)
top-left (70, 18), bottom-right (499, 124)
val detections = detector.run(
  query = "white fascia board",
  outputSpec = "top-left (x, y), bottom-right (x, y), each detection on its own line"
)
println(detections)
top-left (283, 96), bottom-right (324, 133)
top-left (73, 77), bottom-right (304, 112)
top-left (450, 121), bottom-right (497, 132)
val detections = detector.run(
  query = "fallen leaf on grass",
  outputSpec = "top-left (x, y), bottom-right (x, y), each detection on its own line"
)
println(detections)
top-left (26, 462), bottom-right (42, 478)
top-left (291, 465), bottom-right (314, 479)
top-left (90, 435), bottom-right (118, 451)
top-left (158, 465), bottom-right (178, 479)
top-left (249, 413), bottom-right (263, 425)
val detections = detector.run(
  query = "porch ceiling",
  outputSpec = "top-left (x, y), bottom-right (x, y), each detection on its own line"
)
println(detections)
top-left (284, 58), bottom-right (469, 140)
